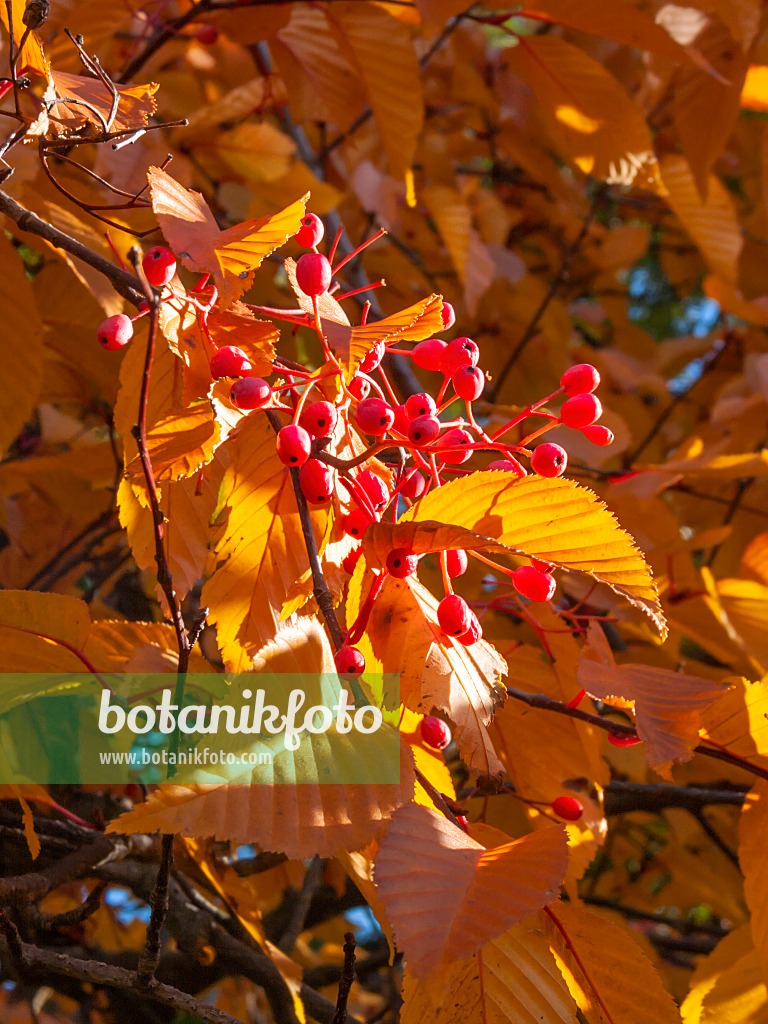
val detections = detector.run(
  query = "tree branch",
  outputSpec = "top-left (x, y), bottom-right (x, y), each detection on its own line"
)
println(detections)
top-left (0, 190), bottom-right (144, 306)
top-left (330, 933), bottom-right (357, 1024)
top-left (136, 833), bottom-right (174, 986)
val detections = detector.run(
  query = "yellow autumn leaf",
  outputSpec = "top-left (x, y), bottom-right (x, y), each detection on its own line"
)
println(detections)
top-left (742, 65), bottom-right (768, 111)
top-left (107, 619), bottom-right (415, 857)
top-left (661, 155), bottom-right (743, 284)
top-left (374, 804), bottom-right (568, 978)
top-left (0, 0), bottom-right (47, 76)
top-left (699, 678), bottom-right (768, 768)
top-left (717, 579), bottom-right (768, 670)
top-left (200, 413), bottom-right (328, 670)
top-left (648, 448), bottom-right (768, 478)
top-left (422, 187), bottom-right (495, 314)
top-left (400, 914), bottom-right (579, 1024)
top-left (682, 923), bottom-right (765, 1024)
top-left (402, 472), bottom-right (666, 637)
top-left (329, 3), bottom-right (423, 181)
top-left (577, 621), bottom-right (727, 776)
top-left (0, 590), bottom-right (92, 675)
top-left (544, 901), bottom-right (681, 1024)
top-left (321, 293), bottom-right (444, 374)
top-left (0, 233), bottom-right (45, 457)
top-left (739, 781), bottom-right (768, 985)
top-left (126, 403), bottom-right (221, 483)
top-left (511, 35), bottom-right (664, 194)
top-left (742, 532), bottom-right (768, 586)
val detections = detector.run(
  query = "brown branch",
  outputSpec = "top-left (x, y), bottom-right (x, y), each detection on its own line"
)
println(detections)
top-left (490, 190), bottom-right (603, 399)
top-left (330, 933), bottom-right (357, 1024)
top-left (580, 896), bottom-right (727, 937)
top-left (265, 410), bottom-right (345, 650)
top-left (0, 189), bottom-right (144, 305)
top-left (0, 835), bottom-right (124, 903)
top-left (23, 509), bottom-right (117, 589)
top-left (127, 247), bottom-right (191, 772)
top-left (603, 781), bottom-right (746, 816)
top-left (278, 855), bottom-right (324, 954)
top-left (136, 834), bottom-right (174, 986)
top-left (505, 687), bottom-right (768, 784)
top-left (0, 935), bottom-right (244, 1024)
top-left (29, 882), bottom-right (107, 931)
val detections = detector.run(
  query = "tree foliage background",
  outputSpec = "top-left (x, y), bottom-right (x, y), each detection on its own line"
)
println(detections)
top-left (1, 0), bottom-right (768, 1022)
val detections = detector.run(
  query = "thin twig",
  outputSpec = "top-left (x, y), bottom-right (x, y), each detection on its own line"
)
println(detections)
top-left (505, 687), bottom-right (768, 784)
top-left (23, 510), bottom-right (117, 589)
top-left (265, 410), bottom-right (345, 650)
top-left (692, 809), bottom-right (740, 868)
top-left (330, 933), bottom-right (357, 1024)
top-left (136, 834), bottom-right (174, 986)
top-left (278, 855), bottom-right (324, 954)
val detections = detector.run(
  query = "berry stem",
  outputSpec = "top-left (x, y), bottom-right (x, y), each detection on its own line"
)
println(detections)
top-left (347, 571), bottom-right (386, 644)
top-left (332, 228), bottom-right (386, 276)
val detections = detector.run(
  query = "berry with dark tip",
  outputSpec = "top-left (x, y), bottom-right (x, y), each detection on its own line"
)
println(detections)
top-left (195, 24), bottom-right (218, 44)
top-left (561, 363), bottom-right (600, 396)
top-left (300, 401), bottom-right (337, 438)
top-left (408, 415), bottom-right (441, 447)
top-left (296, 252), bottom-right (332, 296)
top-left (386, 548), bottom-right (418, 578)
top-left (440, 337), bottom-right (479, 375)
top-left (348, 375), bottom-right (370, 401)
top-left (335, 646), bottom-right (365, 674)
top-left (360, 340), bottom-right (385, 373)
top-left (550, 796), bottom-right (583, 821)
top-left (440, 301), bottom-right (456, 330)
top-left (342, 509), bottom-right (374, 539)
top-left (405, 392), bottom-right (437, 419)
top-left (436, 427), bottom-right (472, 465)
top-left (295, 213), bottom-right (324, 248)
top-left (453, 365), bottom-right (485, 401)
top-left (355, 397), bottom-right (395, 436)
top-left (437, 594), bottom-right (472, 636)
top-left (230, 377), bottom-right (271, 409)
top-left (582, 424), bottom-right (614, 446)
top-left (276, 424), bottom-right (312, 466)
top-left (299, 459), bottom-right (333, 505)
top-left (456, 610), bottom-right (482, 646)
top-left (420, 715), bottom-right (451, 749)
top-left (211, 346), bottom-right (251, 379)
top-left (412, 338), bottom-right (446, 371)
top-left (531, 442), bottom-right (568, 478)
top-left (98, 313), bottom-right (133, 350)
top-left (142, 246), bottom-right (177, 287)
top-left (513, 565), bottom-right (556, 602)
top-left (560, 394), bottom-right (602, 429)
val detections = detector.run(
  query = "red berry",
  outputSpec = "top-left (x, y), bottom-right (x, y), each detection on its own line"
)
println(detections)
top-left (436, 427), bottom-right (472, 465)
top-left (195, 24), bottom-right (218, 44)
top-left (342, 509), bottom-right (374, 538)
top-left (405, 393), bottom-right (437, 420)
top-left (420, 715), bottom-right (451, 749)
top-left (609, 733), bottom-right (642, 747)
top-left (531, 442), bottom-right (568, 478)
top-left (550, 796), bottom-right (583, 822)
top-left (348, 375), bottom-right (370, 401)
top-left (560, 394), bottom-right (602, 429)
top-left (335, 646), bottom-right (365, 674)
top-left (211, 346), bottom-right (251, 379)
top-left (98, 313), bottom-right (133, 350)
top-left (455, 814), bottom-right (469, 832)
top-left (440, 337), bottom-right (479, 375)
top-left (296, 252), bottom-right (332, 296)
top-left (231, 377), bottom-right (271, 410)
top-left (412, 338), bottom-right (446, 371)
top-left (295, 213), bottom-right (324, 249)
top-left (342, 546), bottom-right (362, 575)
top-left (488, 458), bottom-right (526, 477)
top-left (582, 424), bottom-right (614, 446)
top-left (300, 401), bottom-right (337, 438)
top-left (437, 594), bottom-right (472, 636)
top-left (408, 415), bottom-right (441, 447)
top-left (531, 558), bottom-right (554, 573)
top-left (355, 397), bottom-right (395, 436)
top-left (456, 610), bottom-right (482, 646)
top-left (513, 565), bottom-right (556, 602)
top-left (453, 365), bottom-right (485, 401)
top-left (360, 341), bottom-right (385, 373)
top-left (445, 549), bottom-right (468, 577)
top-left (392, 404), bottom-right (410, 435)
top-left (357, 470), bottom-right (390, 511)
top-left (142, 246), bottom-right (176, 287)
top-left (276, 424), bottom-right (312, 466)
top-left (561, 363), bottom-right (600, 396)
top-left (440, 301), bottom-right (456, 330)
top-left (299, 459), bottom-right (333, 505)
top-left (386, 548), bottom-right (418, 578)
top-left (399, 468), bottom-right (426, 500)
